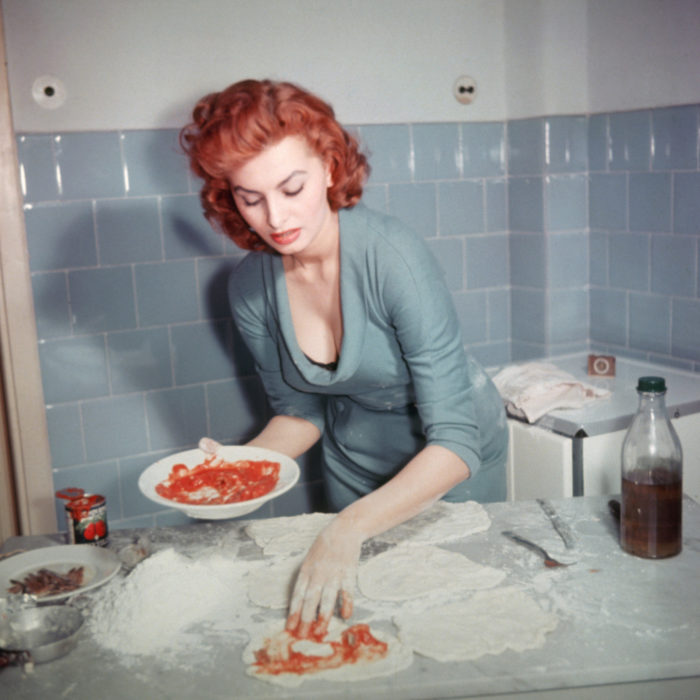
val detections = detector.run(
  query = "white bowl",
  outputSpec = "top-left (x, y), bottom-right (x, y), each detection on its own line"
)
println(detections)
top-left (138, 445), bottom-right (300, 520)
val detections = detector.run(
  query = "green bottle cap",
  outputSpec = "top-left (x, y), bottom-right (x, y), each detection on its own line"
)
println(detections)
top-left (637, 376), bottom-right (666, 392)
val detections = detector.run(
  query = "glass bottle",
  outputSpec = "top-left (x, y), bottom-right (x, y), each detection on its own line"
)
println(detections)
top-left (620, 376), bottom-right (682, 558)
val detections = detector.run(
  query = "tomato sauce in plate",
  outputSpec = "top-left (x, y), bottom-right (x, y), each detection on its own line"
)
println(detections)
top-left (253, 623), bottom-right (388, 676)
top-left (155, 456), bottom-right (280, 505)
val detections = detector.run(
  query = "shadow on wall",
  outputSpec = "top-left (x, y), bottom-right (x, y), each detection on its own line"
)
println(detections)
top-left (175, 212), bottom-right (329, 514)
top-left (24, 127), bottom-right (329, 523)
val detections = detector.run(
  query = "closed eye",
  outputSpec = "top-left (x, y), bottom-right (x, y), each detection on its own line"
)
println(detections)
top-left (284, 185), bottom-right (304, 197)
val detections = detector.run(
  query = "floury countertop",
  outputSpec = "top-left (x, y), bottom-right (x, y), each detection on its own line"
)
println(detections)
top-left (2, 496), bottom-right (700, 700)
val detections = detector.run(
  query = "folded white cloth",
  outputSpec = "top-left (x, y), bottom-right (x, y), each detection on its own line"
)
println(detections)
top-left (492, 362), bottom-right (611, 423)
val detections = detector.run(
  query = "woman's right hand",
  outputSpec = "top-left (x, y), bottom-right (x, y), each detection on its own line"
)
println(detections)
top-left (286, 515), bottom-right (364, 638)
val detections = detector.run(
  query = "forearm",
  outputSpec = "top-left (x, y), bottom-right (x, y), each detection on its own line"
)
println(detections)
top-left (246, 414), bottom-right (321, 459)
top-left (286, 444), bottom-right (470, 636)
top-left (336, 444), bottom-right (471, 540)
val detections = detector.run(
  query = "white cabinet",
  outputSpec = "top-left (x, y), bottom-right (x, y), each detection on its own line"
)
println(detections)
top-left (507, 414), bottom-right (700, 502)
top-left (507, 420), bottom-right (573, 501)
top-left (503, 354), bottom-right (700, 503)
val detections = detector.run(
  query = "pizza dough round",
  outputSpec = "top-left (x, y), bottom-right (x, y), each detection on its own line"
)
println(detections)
top-left (246, 555), bottom-right (303, 609)
top-left (395, 586), bottom-right (559, 662)
top-left (244, 502), bottom-right (489, 559)
top-left (245, 513), bottom-right (334, 556)
top-left (358, 545), bottom-right (506, 601)
top-left (243, 618), bottom-right (414, 687)
top-left (378, 500), bottom-right (491, 546)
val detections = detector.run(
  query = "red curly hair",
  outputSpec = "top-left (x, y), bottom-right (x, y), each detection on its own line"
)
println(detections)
top-left (180, 79), bottom-right (369, 252)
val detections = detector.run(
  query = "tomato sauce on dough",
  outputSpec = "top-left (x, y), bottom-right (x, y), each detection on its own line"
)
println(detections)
top-left (253, 624), bottom-right (388, 676)
top-left (155, 456), bottom-right (280, 505)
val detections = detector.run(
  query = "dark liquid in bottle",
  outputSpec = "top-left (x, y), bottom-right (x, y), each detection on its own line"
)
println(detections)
top-left (621, 466), bottom-right (682, 559)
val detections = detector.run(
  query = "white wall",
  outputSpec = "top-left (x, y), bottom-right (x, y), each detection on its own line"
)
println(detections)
top-left (504, 0), bottom-right (590, 119)
top-left (585, 0), bottom-right (700, 114)
top-left (3, 0), bottom-right (507, 131)
top-left (3, 0), bottom-right (700, 133)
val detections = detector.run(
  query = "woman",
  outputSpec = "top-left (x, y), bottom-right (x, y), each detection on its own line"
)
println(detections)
top-left (181, 79), bottom-right (508, 638)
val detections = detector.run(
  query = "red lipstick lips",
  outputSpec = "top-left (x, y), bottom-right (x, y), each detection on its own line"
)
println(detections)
top-left (270, 228), bottom-right (301, 246)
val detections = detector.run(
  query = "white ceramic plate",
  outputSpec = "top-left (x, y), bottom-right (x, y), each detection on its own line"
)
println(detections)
top-left (0, 545), bottom-right (121, 602)
top-left (138, 445), bottom-right (300, 520)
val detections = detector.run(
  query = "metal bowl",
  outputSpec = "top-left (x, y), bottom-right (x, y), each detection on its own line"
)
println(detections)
top-left (0, 604), bottom-right (83, 663)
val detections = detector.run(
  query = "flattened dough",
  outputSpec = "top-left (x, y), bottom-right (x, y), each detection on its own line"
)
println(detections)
top-left (243, 618), bottom-right (414, 687)
top-left (378, 501), bottom-right (490, 546)
top-left (244, 503), bottom-right (488, 559)
top-left (358, 545), bottom-right (505, 601)
top-left (245, 512), bottom-right (334, 556)
top-left (395, 586), bottom-right (559, 661)
top-left (247, 555), bottom-right (304, 609)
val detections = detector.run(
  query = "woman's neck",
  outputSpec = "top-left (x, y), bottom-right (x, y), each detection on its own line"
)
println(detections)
top-left (283, 211), bottom-right (340, 279)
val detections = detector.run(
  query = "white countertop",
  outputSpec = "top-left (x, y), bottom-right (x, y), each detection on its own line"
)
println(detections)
top-left (497, 353), bottom-right (700, 438)
top-left (2, 495), bottom-right (700, 699)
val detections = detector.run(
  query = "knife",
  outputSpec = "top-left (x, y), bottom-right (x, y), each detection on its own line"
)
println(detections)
top-left (536, 499), bottom-right (576, 549)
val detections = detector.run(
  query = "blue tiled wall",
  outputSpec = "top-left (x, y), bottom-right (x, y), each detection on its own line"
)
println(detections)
top-left (508, 115), bottom-right (590, 359)
top-left (17, 104), bottom-right (700, 530)
top-left (587, 105), bottom-right (700, 370)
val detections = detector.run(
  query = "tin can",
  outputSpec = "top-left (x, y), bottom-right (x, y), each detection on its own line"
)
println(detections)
top-left (56, 488), bottom-right (109, 546)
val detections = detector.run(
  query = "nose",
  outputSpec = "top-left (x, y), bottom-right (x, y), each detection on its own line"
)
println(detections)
top-left (265, 196), bottom-right (287, 231)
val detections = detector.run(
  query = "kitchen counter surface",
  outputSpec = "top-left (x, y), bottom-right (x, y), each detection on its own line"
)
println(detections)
top-left (508, 352), bottom-right (700, 438)
top-left (2, 495), bottom-right (700, 699)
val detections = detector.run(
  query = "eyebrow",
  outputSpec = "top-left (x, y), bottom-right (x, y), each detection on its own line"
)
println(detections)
top-left (233, 169), bottom-right (307, 196)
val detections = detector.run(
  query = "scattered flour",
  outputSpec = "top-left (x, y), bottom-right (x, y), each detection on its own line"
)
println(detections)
top-left (87, 548), bottom-right (252, 668)
top-left (246, 554), bottom-right (304, 609)
top-left (83, 505), bottom-right (557, 680)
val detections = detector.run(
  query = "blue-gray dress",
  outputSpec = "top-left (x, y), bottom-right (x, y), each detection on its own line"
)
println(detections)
top-left (229, 204), bottom-right (508, 510)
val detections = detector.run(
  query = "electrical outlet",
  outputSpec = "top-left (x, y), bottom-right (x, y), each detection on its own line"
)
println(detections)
top-left (453, 75), bottom-right (477, 105)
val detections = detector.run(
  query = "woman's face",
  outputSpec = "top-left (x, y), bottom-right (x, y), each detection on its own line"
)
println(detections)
top-left (229, 136), bottom-right (336, 255)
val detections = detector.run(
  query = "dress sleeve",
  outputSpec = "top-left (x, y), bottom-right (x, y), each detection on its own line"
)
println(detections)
top-left (227, 259), bottom-right (326, 433)
top-left (380, 228), bottom-right (482, 476)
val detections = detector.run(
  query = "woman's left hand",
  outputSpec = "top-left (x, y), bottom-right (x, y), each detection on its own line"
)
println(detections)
top-left (286, 515), bottom-right (364, 638)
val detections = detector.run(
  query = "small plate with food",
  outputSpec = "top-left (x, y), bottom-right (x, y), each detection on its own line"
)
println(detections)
top-left (0, 545), bottom-right (121, 602)
top-left (138, 444), bottom-right (300, 520)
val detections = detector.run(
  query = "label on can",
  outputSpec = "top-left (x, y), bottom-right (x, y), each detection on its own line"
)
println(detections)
top-left (56, 488), bottom-right (109, 546)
